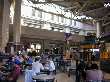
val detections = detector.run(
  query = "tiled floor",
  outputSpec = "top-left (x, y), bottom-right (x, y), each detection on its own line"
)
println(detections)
top-left (17, 72), bottom-right (75, 82)
top-left (55, 73), bottom-right (75, 82)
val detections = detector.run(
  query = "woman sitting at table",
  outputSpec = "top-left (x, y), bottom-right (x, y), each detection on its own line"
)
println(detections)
top-left (48, 56), bottom-right (55, 75)
top-left (32, 57), bottom-right (44, 76)
top-left (44, 61), bottom-right (49, 70)
top-left (25, 64), bottom-right (33, 82)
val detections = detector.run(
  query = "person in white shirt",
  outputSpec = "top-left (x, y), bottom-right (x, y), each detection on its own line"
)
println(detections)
top-left (25, 65), bottom-right (33, 82)
top-left (32, 57), bottom-right (44, 76)
top-left (48, 56), bottom-right (55, 73)
top-left (44, 61), bottom-right (50, 70)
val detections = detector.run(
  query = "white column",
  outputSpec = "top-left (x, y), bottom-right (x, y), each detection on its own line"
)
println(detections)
top-left (13, 0), bottom-right (22, 44)
top-left (0, 0), bottom-right (10, 51)
top-left (96, 21), bottom-right (101, 38)
top-left (13, 0), bottom-right (22, 52)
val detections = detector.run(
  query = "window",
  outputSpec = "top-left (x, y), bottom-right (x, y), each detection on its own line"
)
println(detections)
top-left (38, 11), bottom-right (42, 18)
top-left (35, 25), bottom-right (40, 28)
top-left (45, 13), bottom-right (51, 21)
top-left (59, 16), bottom-right (62, 23)
top-left (21, 19), bottom-right (24, 25)
top-left (32, 8), bottom-right (35, 16)
top-left (36, 44), bottom-right (41, 49)
top-left (59, 29), bottom-right (64, 32)
top-left (67, 19), bottom-right (71, 26)
top-left (61, 17), bottom-right (64, 23)
top-left (36, 44), bottom-right (41, 53)
top-left (54, 15), bottom-right (58, 23)
top-left (64, 27), bottom-right (70, 33)
top-left (74, 21), bottom-right (76, 26)
top-left (42, 23), bottom-right (51, 30)
top-left (39, 0), bottom-right (45, 2)
top-left (65, 18), bottom-right (71, 26)
top-left (54, 28), bottom-right (58, 31)
top-left (30, 44), bottom-right (35, 50)
top-left (51, 14), bottom-right (54, 21)
top-left (71, 20), bottom-right (75, 27)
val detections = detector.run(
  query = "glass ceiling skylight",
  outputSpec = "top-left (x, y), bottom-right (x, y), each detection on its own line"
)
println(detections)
top-left (22, 0), bottom-right (92, 20)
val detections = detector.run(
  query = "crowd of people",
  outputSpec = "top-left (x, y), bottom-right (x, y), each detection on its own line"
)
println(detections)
top-left (0, 50), bottom-right (56, 82)
top-left (0, 49), bottom-right (107, 82)
top-left (76, 60), bottom-right (104, 82)
top-left (25, 55), bottom-right (55, 82)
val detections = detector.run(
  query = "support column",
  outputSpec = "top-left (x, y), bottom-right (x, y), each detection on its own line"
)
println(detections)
top-left (44, 40), bottom-right (49, 49)
top-left (0, 0), bottom-right (10, 51)
top-left (13, 0), bottom-right (22, 52)
top-left (96, 21), bottom-right (101, 38)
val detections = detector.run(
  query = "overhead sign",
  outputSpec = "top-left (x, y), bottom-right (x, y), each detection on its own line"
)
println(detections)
top-left (104, 0), bottom-right (110, 7)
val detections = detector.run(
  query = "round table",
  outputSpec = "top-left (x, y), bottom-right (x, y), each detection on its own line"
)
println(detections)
top-left (32, 74), bottom-right (55, 82)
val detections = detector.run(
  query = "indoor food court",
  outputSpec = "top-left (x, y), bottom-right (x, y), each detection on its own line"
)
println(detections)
top-left (0, 0), bottom-right (110, 82)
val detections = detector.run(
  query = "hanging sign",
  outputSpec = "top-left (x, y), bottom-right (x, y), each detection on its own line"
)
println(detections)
top-left (104, 0), bottom-right (110, 7)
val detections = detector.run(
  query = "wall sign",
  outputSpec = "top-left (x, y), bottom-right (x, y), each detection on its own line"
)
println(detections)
top-left (104, 0), bottom-right (110, 7)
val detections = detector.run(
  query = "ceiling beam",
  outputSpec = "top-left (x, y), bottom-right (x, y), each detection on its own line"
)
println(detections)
top-left (29, 0), bottom-right (70, 4)
top-left (83, 7), bottom-right (106, 15)
top-left (82, 7), bottom-right (110, 19)
top-left (103, 22), bottom-right (110, 27)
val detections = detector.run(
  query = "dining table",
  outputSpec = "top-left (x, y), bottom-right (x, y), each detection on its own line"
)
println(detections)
top-left (32, 74), bottom-right (55, 82)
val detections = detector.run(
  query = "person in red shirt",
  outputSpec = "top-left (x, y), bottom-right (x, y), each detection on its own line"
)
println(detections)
top-left (8, 62), bottom-right (21, 82)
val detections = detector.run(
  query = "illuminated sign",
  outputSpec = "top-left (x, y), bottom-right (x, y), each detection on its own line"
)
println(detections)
top-left (104, 3), bottom-right (110, 7)
top-left (104, 0), bottom-right (110, 7)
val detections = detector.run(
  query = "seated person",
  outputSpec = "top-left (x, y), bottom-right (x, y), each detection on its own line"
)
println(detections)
top-left (42, 61), bottom-right (50, 75)
top-left (25, 64), bottom-right (33, 82)
top-left (27, 56), bottom-right (33, 65)
top-left (5, 56), bottom-right (15, 71)
top-left (86, 63), bottom-right (103, 82)
top-left (7, 62), bottom-right (21, 82)
top-left (32, 57), bottom-right (44, 76)
top-left (48, 56), bottom-right (55, 74)
top-left (44, 61), bottom-right (49, 70)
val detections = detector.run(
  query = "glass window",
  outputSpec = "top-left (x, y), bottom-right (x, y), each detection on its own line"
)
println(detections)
top-left (38, 11), bottom-right (42, 18)
top-left (22, 0), bottom-right (89, 21)
top-left (74, 21), bottom-right (76, 26)
top-left (54, 28), bottom-right (58, 31)
top-left (35, 25), bottom-right (40, 28)
top-left (64, 18), bottom-right (66, 24)
top-left (39, 0), bottom-right (45, 2)
top-left (45, 13), bottom-right (51, 21)
top-left (51, 14), bottom-right (54, 21)
top-left (64, 27), bottom-right (70, 33)
top-left (59, 16), bottom-right (62, 23)
top-left (36, 44), bottom-right (41, 53)
top-left (79, 30), bottom-right (85, 35)
top-left (59, 29), bottom-right (64, 32)
top-left (32, 8), bottom-right (35, 16)
top-left (70, 19), bottom-right (72, 25)
top-left (61, 17), bottom-right (64, 23)
top-left (41, 12), bottom-right (45, 20)
top-left (36, 44), bottom-right (41, 49)
top-left (71, 20), bottom-right (75, 26)
top-left (68, 19), bottom-right (71, 25)
top-left (21, 19), bottom-right (24, 25)
top-left (42, 23), bottom-right (51, 30)
top-left (65, 18), bottom-right (71, 26)
top-left (21, 5), bottom-right (32, 17)
top-left (54, 15), bottom-right (58, 23)
top-left (30, 44), bottom-right (35, 49)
